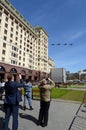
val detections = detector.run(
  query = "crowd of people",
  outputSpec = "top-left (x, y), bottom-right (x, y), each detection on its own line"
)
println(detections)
top-left (0, 74), bottom-right (55, 130)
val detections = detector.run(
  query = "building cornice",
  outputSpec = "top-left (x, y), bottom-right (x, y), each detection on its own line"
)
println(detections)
top-left (0, 0), bottom-right (37, 36)
top-left (34, 26), bottom-right (48, 37)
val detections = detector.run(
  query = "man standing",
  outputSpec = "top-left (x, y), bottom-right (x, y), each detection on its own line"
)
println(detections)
top-left (23, 79), bottom-right (33, 110)
top-left (4, 74), bottom-right (24, 130)
top-left (38, 78), bottom-right (55, 127)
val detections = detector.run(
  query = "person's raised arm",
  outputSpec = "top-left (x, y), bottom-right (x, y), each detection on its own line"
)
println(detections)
top-left (48, 78), bottom-right (55, 87)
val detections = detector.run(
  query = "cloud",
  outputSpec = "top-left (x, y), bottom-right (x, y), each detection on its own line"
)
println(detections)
top-left (66, 30), bottom-right (86, 42)
top-left (63, 61), bottom-right (80, 67)
top-left (68, 0), bottom-right (82, 5)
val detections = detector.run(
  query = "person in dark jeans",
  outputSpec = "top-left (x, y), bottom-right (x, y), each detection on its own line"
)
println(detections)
top-left (23, 79), bottom-right (33, 110)
top-left (38, 78), bottom-right (55, 127)
top-left (4, 74), bottom-right (24, 130)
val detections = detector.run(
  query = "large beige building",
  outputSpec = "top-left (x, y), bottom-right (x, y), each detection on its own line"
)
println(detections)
top-left (0, 0), bottom-right (54, 81)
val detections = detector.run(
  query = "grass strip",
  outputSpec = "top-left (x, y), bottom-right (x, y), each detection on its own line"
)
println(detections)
top-left (33, 87), bottom-right (86, 103)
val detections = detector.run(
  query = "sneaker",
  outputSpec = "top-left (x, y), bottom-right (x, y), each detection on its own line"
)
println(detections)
top-left (23, 106), bottom-right (26, 111)
top-left (30, 106), bottom-right (33, 110)
top-left (37, 121), bottom-right (42, 126)
top-left (41, 123), bottom-right (47, 127)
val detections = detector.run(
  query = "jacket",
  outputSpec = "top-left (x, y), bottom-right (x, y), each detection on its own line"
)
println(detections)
top-left (38, 80), bottom-right (55, 102)
top-left (4, 80), bottom-right (24, 104)
top-left (24, 82), bottom-right (32, 92)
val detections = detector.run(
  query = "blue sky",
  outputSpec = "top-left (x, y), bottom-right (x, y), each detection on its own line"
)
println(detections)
top-left (9, 0), bottom-right (86, 73)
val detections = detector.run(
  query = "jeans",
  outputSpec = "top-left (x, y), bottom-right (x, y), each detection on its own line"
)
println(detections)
top-left (23, 91), bottom-right (32, 107)
top-left (38, 100), bottom-right (50, 125)
top-left (4, 103), bottom-right (19, 130)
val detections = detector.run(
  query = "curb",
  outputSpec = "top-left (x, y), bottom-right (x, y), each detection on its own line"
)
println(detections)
top-left (52, 99), bottom-right (81, 104)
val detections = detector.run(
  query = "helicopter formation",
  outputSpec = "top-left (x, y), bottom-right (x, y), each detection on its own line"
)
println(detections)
top-left (50, 43), bottom-right (73, 46)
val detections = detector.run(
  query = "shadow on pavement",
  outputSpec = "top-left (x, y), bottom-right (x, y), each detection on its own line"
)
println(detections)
top-left (0, 117), bottom-right (4, 130)
top-left (0, 103), bottom-right (4, 112)
top-left (19, 113), bottom-right (38, 125)
top-left (19, 104), bottom-right (24, 110)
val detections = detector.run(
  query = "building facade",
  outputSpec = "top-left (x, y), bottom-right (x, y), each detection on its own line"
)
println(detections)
top-left (0, 0), bottom-right (54, 81)
top-left (78, 70), bottom-right (86, 80)
top-left (48, 57), bottom-right (55, 72)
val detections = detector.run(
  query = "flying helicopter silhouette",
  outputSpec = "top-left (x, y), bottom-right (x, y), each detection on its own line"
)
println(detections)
top-left (50, 43), bottom-right (73, 46)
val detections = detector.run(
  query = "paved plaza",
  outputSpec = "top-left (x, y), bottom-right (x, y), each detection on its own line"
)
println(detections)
top-left (0, 99), bottom-right (82, 130)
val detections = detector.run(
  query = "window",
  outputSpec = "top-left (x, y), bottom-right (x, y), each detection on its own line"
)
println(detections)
top-left (12, 46), bottom-right (18, 52)
top-left (21, 29), bottom-right (22, 33)
top-left (15, 37), bottom-right (18, 41)
top-left (27, 44), bottom-right (29, 47)
top-left (20, 34), bottom-right (22, 38)
top-left (11, 21), bottom-right (14, 26)
top-left (0, 12), bottom-right (2, 17)
top-left (3, 43), bottom-right (6, 48)
top-left (11, 27), bottom-right (13, 32)
top-left (23, 58), bottom-right (25, 62)
top-left (5, 23), bottom-right (8, 28)
top-left (24, 42), bottom-right (26, 45)
top-left (27, 49), bottom-right (29, 52)
top-left (29, 54), bottom-right (32, 58)
top-left (4, 29), bottom-right (7, 34)
top-left (29, 59), bottom-right (33, 63)
top-left (15, 42), bottom-right (17, 45)
top-left (2, 49), bottom-right (6, 55)
top-left (19, 62), bottom-right (21, 65)
top-left (0, 19), bottom-right (1, 24)
top-left (23, 52), bottom-right (25, 56)
top-left (20, 45), bottom-right (22, 48)
top-left (20, 40), bottom-right (22, 43)
top-left (19, 51), bottom-right (21, 54)
top-left (16, 25), bottom-right (18, 29)
top-left (4, 36), bottom-right (7, 40)
top-left (16, 31), bottom-right (18, 35)
top-left (10, 39), bottom-right (12, 43)
top-left (10, 33), bottom-right (13, 38)
top-left (19, 56), bottom-right (21, 60)
top-left (11, 53), bottom-right (17, 58)
top-left (23, 63), bottom-right (25, 66)
top-left (30, 46), bottom-right (32, 49)
top-left (5, 17), bottom-right (8, 22)
top-left (30, 50), bottom-right (32, 53)
top-left (24, 47), bottom-right (25, 51)
top-left (2, 57), bottom-right (5, 61)
top-left (11, 60), bottom-right (17, 65)
top-left (24, 32), bottom-right (26, 36)
top-left (29, 65), bottom-right (32, 69)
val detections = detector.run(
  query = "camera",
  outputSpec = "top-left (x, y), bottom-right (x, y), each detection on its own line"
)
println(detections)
top-left (46, 78), bottom-right (48, 81)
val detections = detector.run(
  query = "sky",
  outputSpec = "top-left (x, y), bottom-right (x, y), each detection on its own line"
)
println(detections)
top-left (9, 0), bottom-right (86, 73)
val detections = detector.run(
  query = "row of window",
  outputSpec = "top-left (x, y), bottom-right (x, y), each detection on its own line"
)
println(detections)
top-left (2, 42), bottom-right (35, 58)
top-left (4, 27), bottom-right (35, 42)
top-left (0, 5), bottom-right (48, 71)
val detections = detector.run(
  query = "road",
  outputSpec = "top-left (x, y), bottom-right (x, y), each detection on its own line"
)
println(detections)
top-left (0, 99), bottom-right (80, 130)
